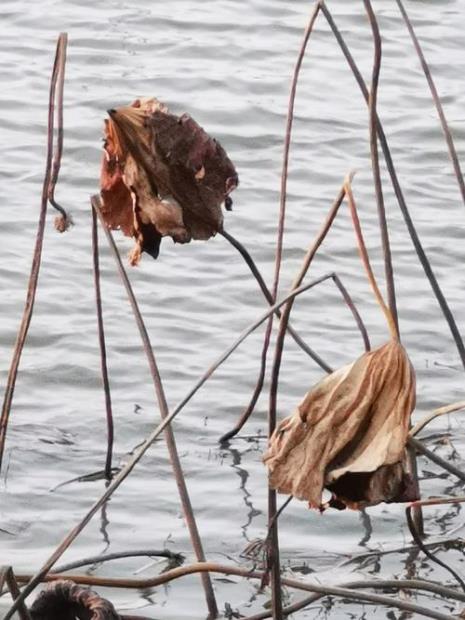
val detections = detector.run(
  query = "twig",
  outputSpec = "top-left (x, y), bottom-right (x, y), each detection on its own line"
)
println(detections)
top-left (91, 207), bottom-right (114, 480)
top-left (14, 565), bottom-right (461, 620)
top-left (220, 230), bottom-right (332, 372)
top-left (52, 549), bottom-right (184, 574)
top-left (92, 198), bottom-right (218, 619)
top-left (409, 436), bottom-right (465, 483)
top-left (396, 0), bottom-right (465, 208)
top-left (4, 267), bottom-right (350, 620)
top-left (410, 401), bottom-right (465, 437)
top-left (320, 2), bottom-right (465, 373)
top-left (363, 0), bottom-right (399, 336)
top-left (0, 33), bottom-right (68, 473)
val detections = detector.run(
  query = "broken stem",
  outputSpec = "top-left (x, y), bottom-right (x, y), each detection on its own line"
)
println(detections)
top-left (410, 401), bottom-right (465, 437)
top-left (0, 33), bottom-right (68, 474)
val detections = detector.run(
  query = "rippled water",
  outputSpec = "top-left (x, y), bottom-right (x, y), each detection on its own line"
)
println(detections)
top-left (1, 0), bottom-right (465, 618)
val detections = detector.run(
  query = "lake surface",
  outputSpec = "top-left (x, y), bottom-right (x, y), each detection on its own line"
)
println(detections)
top-left (1, 0), bottom-right (465, 617)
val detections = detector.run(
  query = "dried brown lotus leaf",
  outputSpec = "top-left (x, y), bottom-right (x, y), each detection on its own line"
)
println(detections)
top-left (99, 96), bottom-right (238, 262)
top-left (263, 339), bottom-right (417, 510)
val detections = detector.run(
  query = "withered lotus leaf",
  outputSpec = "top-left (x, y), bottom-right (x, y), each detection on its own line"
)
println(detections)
top-left (263, 339), bottom-right (418, 510)
top-left (99, 97), bottom-right (238, 264)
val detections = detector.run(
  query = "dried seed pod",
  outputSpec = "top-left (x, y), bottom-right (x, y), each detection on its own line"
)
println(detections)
top-left (99, 97), bottom-right (238, 263)
top-left (30, 580), bottom-right (120, 620)
top-left (263, 339), bottom-right (418, 510)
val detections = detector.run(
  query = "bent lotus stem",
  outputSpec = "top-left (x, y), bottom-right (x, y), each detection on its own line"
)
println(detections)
top-left (0, 33), bottom-right (68, 475)
top-left (344, 177), bottom-right (398, 340)
top-left (406, 501), bottom-right (465, 592)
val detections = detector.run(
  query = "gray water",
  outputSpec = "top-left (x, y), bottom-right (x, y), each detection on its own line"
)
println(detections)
top-left (1, 0), bottom-right (465, 618)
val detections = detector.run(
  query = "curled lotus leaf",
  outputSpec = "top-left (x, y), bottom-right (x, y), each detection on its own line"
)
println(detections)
top-left (263, 339), bottom-right (418, 510)
top-left (99, 97), bottom-right (238, 263)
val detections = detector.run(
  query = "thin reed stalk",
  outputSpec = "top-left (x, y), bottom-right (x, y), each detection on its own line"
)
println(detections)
top-left (4, 265), bottom-right (347, 620)
top-left (396, 0), bottom-right (465, 208)
top-left (92, 199), bottom-right (218, 619)
top-left (321, 2), bottom-right (465, 373)
top-left (14, 565), bottom-right (461, 620)
top-left (363, 0), bottom-right (399, 336)
top-left (91, 207), bottom-right (114, 480)
top-left (0, 33), bottom-right (68, 473)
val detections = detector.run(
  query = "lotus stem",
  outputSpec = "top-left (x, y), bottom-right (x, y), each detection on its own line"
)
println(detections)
top-left (396, 0), bottom-right (465, 208)
top-left (363, 0), bottom-right (399, 337)
top-left (13, 565), bottom-right (461, 620)
top-left (0, 33), bottom-right (68, 474)
top-left (91, 207), bottom-right (114, 481)
top-left (4, 243), bottom-right (341, 620)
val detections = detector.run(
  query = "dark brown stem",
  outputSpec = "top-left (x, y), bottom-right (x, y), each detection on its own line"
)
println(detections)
top-left (220, 230), bottom-right (332, 372)
top-left (406, 505), bottom-right (465, 592)
top-left (91, 207), bottom-right (114, 481)
top-left (4, 259), bottom-right (344, 620)
top-left (0, 33), bottom-right (68, 474)
top-left (408, 436), bottom-right (465, 482)
top-left (268, 181), bottom-right (347, 495)
top-left (46, 30), bottom-right (70, 230)
top-left (396, 0), bottom-right (465, 208)
top-left (363, 0), bottom-right (399, 336)
top-left (52, 549), bottom-right (184, 574)
top-left (267, 4), bottom-right (322, 616)
top-left (92, 200), bottom-right (218, 619)
top-left (219, 268), bottom-right (369, 444)
top-left (320, 2), bottom-right (465, 372)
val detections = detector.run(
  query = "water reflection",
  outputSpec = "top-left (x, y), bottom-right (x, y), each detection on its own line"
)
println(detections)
top-left (221, 441), bottom-right (262, 542)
